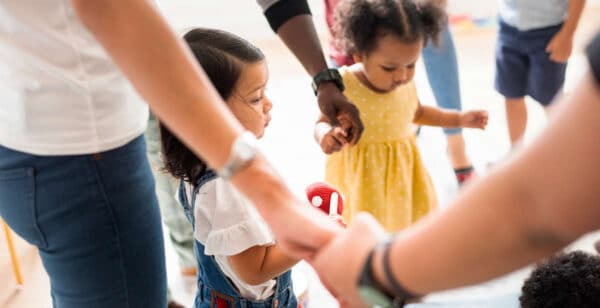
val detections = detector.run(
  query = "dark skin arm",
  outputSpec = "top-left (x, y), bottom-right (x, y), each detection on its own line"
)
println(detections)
top-left (276, 14), bottom-right (363, 144)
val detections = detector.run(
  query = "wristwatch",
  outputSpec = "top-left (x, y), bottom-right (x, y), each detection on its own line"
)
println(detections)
top-left (217, 131), bottom-right (258, 179)
top-left (311, 68), bottom-right (345, 95)
top-left (357, 242), bottom-right (397, 308)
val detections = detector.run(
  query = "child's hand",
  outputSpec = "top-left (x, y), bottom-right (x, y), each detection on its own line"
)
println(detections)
top-left (320, 126), bottom-right (348, 154)
top-left (460, 110), bottom-right (488, 129)
top-left (546, 30), bottom-right (574, 63)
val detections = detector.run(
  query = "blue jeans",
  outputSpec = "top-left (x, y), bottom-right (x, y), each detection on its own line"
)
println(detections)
top-left (0, 136), bottom-right (166, 307)
top-left (422, 24), bottom-right (463, 135)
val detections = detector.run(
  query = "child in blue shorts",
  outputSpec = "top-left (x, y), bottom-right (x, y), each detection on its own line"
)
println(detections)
top-left (496, 0), bottom-right (585, 146)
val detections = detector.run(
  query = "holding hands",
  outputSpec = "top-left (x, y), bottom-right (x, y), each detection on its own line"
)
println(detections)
top-left (316, 113), bottom-right (355, 154)
top-left (310, 214), bottom-right (388, 308)
top-left (317, 82), bottom-right (364, 145)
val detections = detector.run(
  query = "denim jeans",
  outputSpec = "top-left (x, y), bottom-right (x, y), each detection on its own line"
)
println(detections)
top-left (422, 24), bottom-right (463, 135)
top-left (0, 135), bottom-right (166, 307)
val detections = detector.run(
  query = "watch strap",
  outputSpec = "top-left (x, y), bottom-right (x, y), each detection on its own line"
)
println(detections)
top-left (217, 131), bottom-right (258, 179)
top-left (312, 68), bottom-right (345, 95)
top-left (358, 242), bottom-right (395, 308)
top-left (382, 238), bottom-right (420, 306)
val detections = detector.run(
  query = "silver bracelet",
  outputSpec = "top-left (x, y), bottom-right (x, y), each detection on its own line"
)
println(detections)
top-left (217, 131), bottom-right (258, 179)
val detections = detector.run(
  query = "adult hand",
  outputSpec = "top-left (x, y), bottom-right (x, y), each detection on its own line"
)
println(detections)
top-left (231, 156), bottom-right (344, 260)
top-left (317, 82), bottom-right (364, 145)
top-left (275, 200), bottom-right (344, 259)
top-left (546, 30), bottom-right (574, 63)
top-left (460, 110), bottom-right (488, 129)
top-left (311, 213), bottom-right (388, 308)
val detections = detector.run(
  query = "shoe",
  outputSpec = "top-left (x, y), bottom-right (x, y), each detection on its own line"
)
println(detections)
top-left (454, 166), bottom-right (476, 186)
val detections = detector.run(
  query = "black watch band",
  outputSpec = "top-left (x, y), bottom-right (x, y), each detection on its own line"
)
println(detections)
top-left (382, 238), bottom-right (420, 305)
top-left (312, 68), bottom-right (345, 95)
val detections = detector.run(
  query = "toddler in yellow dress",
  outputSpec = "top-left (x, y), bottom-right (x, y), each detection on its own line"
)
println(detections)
top-left (314, 0), bottom-right (488, 231)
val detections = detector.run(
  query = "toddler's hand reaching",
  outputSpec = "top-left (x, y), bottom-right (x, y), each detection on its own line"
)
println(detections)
top-left (320, 126), bottom-right (348, 154)
top-left (460, 110), bottom-right (488, 129)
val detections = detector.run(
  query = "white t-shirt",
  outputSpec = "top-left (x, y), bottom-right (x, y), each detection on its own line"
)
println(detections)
top-left (0, 0), bottom-right (148, 155)
top-left (183, 177), bottom-right (277, 300)
top-left (499, 0), bottom-right (569, 31)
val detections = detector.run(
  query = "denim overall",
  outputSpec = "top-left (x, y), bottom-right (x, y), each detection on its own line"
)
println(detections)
top-left (178, 170), bottom-right (297, 308)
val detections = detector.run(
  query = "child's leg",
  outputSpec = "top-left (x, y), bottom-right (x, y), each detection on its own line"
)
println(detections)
top-left (495, 21), bottom-right (529, 147)
top-left (505, 96), bottom-right (527, 145)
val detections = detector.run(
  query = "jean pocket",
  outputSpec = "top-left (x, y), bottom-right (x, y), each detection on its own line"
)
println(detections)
top-left (0, 167), bottom-right (45, 247)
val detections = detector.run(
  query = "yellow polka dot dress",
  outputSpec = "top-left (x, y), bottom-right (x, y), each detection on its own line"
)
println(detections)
top-left (325, 67), bottom-right (438, 231)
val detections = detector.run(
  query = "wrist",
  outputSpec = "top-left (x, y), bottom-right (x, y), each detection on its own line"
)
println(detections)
top-left (372, 241), bottom-right (395, 295)
top-left (315, 122), bottom-right (332, 142)
top-left (312, 68), bottom-right (344, 96)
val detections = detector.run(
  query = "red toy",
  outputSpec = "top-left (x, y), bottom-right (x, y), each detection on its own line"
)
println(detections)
top-left (305, 182), bottom-right (344, 216)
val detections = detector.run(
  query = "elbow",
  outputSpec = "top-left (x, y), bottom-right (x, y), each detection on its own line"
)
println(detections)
top-left (512, 183), bottom-right (575, 253)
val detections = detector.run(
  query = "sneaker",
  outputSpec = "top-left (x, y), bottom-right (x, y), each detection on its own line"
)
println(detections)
top-left (454, 166), bottom-right (476, 186)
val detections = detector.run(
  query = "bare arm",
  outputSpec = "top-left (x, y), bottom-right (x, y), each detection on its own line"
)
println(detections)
top-left (546, 0), bottom-right (586, 62)
top-left (262, 1), bottom-right (364, 143)
top-left (72, 0), bottom-right (341, 258)
top-left (378, 72), bottom-right (600, 293)
top-left (311, 72), bottom-right (600, 304)
top-left (229, 245), bottom-right (299, 285)
top-left (561, 0), bottom-right (585, 36)
top-left (413, 103), bottom-right (460, 127)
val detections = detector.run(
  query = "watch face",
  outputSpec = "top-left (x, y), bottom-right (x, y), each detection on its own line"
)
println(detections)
top-left (358, 286), bottom-right (394, 308)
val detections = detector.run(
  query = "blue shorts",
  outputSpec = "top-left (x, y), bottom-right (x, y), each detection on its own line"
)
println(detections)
top-left (495, 20), bottom-right (567, 106)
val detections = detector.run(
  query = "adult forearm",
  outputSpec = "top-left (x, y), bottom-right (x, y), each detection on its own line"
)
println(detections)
top-left (72, 0), bottom-right (240, 170)
top-left (276, 14), bottom-right (328, 76)
top-left (561, 0), bottom-right (585, 35)
top-left (378, 73), bottom-right (600, 294)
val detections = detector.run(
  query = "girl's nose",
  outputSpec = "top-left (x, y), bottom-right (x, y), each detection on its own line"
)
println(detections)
top-left (394, 68), bottom-right (407, 83)
top-left (264, 97), bottom-right (273, 113)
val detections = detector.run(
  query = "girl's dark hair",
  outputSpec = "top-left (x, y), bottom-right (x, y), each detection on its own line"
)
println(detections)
top-left (159, 28), bottom-right (265, 183)
top-left (334, 0), bottom-right (447, 55)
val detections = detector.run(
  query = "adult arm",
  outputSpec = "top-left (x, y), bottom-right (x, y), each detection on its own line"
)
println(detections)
top-left (259, 0), bottom-right (364, 144)
top-left (72, 0), bottom-right (341, 258)
top-left (312, 69), bottom-right (600, 304)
